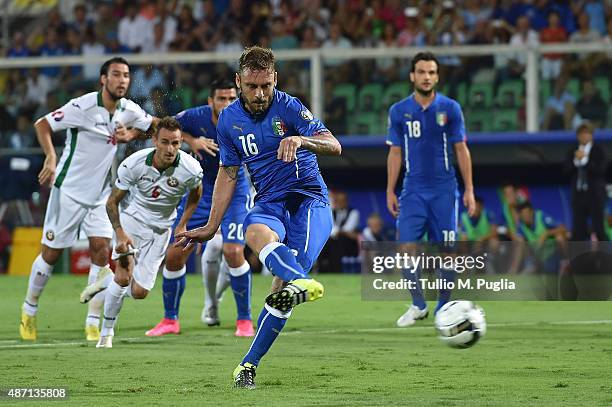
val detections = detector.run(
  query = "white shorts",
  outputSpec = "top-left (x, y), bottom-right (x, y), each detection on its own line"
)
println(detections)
top-left (42, 187), bottom-right (113, 249)
top-left (116, 213), bottom-right (171, 291)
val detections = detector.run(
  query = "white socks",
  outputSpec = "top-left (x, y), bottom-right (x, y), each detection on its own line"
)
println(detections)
top-left (23, 255), bottom-right (54, 316)
top-left (101, 280), bottom-right (128, 337)
top-left (86, 264), bottom-right (110, 327)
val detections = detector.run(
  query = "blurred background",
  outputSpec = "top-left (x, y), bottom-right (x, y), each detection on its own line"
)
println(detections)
top-left (0, 0), bottom-right (611, 275)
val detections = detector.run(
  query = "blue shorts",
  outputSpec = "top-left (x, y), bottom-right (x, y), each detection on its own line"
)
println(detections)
top-left (243, 194), bottom-right (333, 273)
top-left (397, 188), bottom-right (459, 243)
top-left (173, 190), bottom-right (251, 245)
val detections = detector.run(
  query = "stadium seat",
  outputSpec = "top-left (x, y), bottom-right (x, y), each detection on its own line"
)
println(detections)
top-left (467, 83), bottom-right (494, 108)
top-left (382, 82), bottom-right (410, 108)
top-left (195, 88), bottom-right (210, 105)
top-left (594, 76), bottom-right (610, 103)
top-left (351, 112), bottom-right (383, 135)
top-left (332, 83), bottom-right (357, 112)
top-left (174, 87), bottom-right (193, 110)
top-left (454, 81), bottom-right (468, 107)
top-left (493, 109), bottom-right (519, 131)
top-left (539, 79), bottom-right (552, 109)
top-left (465, 109), bottom-right (492, 132)
top-left (566, 78), bottom-right (580, 100)
top-left (358, 83), bottom-right (384, 112)
top-left (496, 80), bottom-right (523, 108)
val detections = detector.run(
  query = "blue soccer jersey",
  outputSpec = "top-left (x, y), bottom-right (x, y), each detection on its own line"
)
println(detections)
top-left (386, 92), bottom-right (466, 192)
top-left (217, 90), bottom-right (330, 204)
top-left (174, 105), bottom-right (251, 243)
top-left (387, 92), bottom-right (466, 243)
top-left (175, 105), bottom-right (249, 200)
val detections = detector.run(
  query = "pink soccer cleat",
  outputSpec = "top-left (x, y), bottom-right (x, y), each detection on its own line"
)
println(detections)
top-left (234, 319), bottom-right (255, 337)
top-left (145, 318), bottom-right (181, 337)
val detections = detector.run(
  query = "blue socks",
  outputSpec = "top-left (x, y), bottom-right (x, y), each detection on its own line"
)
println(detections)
top-left (258, 242), bottom-right (307, 282)
top-left (242, 305), bottom-right (289, 367)
top-left (229, 262), bottom-right (252, 321)
top-left (403, 266), bottom-right (427, 310)
top-left (435, 267), bottom-right (455, 313)
top-left (162, 266), bottom-right (186, 320)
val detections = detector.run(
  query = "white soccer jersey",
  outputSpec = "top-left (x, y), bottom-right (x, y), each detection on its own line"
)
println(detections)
top-left (115, 148), bottom-right (203, 229)
top-left (45, 91), bottom-right (152, 206)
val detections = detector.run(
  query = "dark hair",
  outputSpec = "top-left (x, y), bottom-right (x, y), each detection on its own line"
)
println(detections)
top-left (210, 78), bottom-right (237, 98)
top-left (576, 121), bottom-right (594, 135)
top-left (238, 46), bottom-right (275, 74)
top-left (475, 196), bottom-right (484, 204)
top-left (155, 116), bottom-right (182, 136)
top-left (100, 57), bottom-right (130, 77)
top-left (517, 201), bottom-right (533, 212)
top-left (410, 51), bottom-right (439, 73)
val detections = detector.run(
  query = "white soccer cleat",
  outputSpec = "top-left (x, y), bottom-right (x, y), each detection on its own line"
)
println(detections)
top-left (96, 335), bottom-right (113, 348)
top-left (201, 305), bottom-right (220, 326)
top-left (80, 267), bottom-right (113, 304)
top-left (396, 305), bottom-right (429, 327)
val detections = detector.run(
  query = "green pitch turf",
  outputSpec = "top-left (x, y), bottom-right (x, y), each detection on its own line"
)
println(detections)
top-left (1, 274), bottom-right (611, 406)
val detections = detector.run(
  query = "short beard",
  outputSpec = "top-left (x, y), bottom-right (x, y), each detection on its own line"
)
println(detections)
top-left (415, 86), bottom-right (434, 97)
top-left (105, 84), bottom-right (123, 101)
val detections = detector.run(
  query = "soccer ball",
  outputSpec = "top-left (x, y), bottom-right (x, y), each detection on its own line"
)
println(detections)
top-left (434, 300), bottom-right (486, 348)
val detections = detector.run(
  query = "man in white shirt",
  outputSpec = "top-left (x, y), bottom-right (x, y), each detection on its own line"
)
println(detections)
top-left (20, 57), bottom-right (154, 342)
top-left (93, 117), bottom-right (203, 348)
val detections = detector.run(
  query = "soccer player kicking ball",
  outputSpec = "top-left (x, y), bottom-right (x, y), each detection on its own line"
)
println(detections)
top-left (146, 79), bottom-right (255, 338)
top-left (91, 117), bottom-right (203, 348)
top-left (386, 52), bottom-right (476, 327)
top-left (176, 46), bottom-right (341, 389)
top-left (20, 57), bottom-right (153, 342)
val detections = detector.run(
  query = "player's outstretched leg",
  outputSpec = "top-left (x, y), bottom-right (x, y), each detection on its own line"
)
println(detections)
top-left (397, 266), bottom-right (429, 327)
top-left (259, 242), bottom-right (324, 312)
top-left (146, 266), bottom-right (185, 336)
top-left (20, 253), bottom-right (55, 340)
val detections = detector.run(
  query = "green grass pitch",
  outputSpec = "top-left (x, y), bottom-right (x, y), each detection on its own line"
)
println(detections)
top-left (1, 274), bottom-right (611, 406)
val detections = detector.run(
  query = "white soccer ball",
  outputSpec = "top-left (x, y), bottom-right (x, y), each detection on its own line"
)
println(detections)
top-left (434, 300), bottom-right (486, 348)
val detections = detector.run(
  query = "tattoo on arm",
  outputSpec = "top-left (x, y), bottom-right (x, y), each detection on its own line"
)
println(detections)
top-left (299, 132), bottom-right (342, 156)
top-left (106, 187), bottom-right (127, 230)
top-left (222, 165), bottom-right (239, 181)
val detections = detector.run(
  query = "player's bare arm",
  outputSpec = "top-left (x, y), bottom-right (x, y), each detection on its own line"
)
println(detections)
top-left (454, 141), bottom-right (476, 216)
top-left (175, 165), bottom-right (238, 248)
top-left (106, 186), bottom-right (133, 253)
top-left (182, 131), bottom-right (219, 159)
top-left (174, 184), bottom-right (202, 235)
top-left (35, 117), bottom-right (57, 186)
top-left (386, 145), bottom-right (402, 218)
top-left (277, 132), bottom-right (341, 162)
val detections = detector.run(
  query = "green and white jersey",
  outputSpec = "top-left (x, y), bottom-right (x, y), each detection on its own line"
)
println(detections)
top-left (45, 91), bottom-right (152, 206)
top-left (115, 148), bottom-right (203, 230)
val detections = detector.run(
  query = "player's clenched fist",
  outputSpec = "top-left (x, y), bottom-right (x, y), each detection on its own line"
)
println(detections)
top-left (277, 136), bottom-right (302, 162)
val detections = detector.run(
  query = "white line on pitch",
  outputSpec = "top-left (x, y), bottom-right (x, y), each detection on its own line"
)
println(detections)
top-left (1, 320), bottom-right (611, 349)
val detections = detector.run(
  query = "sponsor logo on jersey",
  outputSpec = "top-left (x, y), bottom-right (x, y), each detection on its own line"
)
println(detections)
top-left (436, 112), bottom-right (447, 126)
top-left (272, 117), bottom-right (287, 136)
top-left (51, 111), bottom-right (64, 121)
top-left (300, 109), bottom-right (314, 121)
top-left (167, 177), bottom-right (179, 187)
top-left (45, 230), bottom-right (55, 241)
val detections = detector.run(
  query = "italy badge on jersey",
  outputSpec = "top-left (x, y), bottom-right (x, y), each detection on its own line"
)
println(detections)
top-left (436, 112), bottom-right (447, 126)
top-left (272, 117), bottom-right (287, 136)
